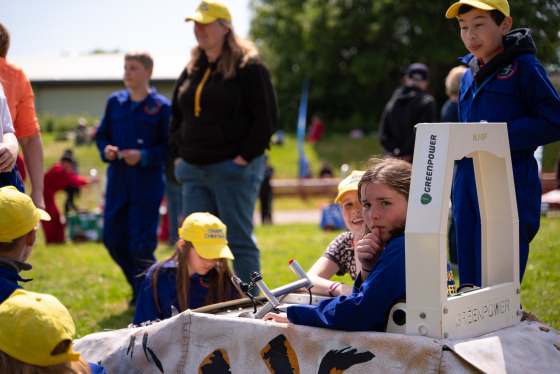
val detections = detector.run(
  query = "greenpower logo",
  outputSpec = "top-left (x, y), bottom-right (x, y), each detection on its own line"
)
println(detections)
top-left (421, 193), bottom-right (432, 205)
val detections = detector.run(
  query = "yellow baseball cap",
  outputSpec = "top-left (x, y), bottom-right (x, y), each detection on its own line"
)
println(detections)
top-left (446, 0), bottom-right (510, 18)
top-left (0, 289), bottom-right (80, 367)
top-left (334, 170), bottom-right (365, 204)
top-left (186, 1), bottom-right (232, 24)
top-left (179, 212), bottom-right (234, 260)
top-left (0, 186), bottom-right (51, 242)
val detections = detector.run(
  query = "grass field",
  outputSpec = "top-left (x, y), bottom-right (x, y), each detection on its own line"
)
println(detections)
top-left (20, 131), bottom-right (560, 338)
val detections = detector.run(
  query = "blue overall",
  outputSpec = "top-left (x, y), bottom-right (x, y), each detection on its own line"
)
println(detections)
top-left (96, 89), bottom-right (170, 299)
top-left (454, 30), bottom-right (560, 286)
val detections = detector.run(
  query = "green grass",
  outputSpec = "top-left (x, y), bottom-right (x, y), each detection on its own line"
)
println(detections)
top-left (19, 129), bottom-right (560, 338)
top-left (26, 217), bottom-right (559, 338)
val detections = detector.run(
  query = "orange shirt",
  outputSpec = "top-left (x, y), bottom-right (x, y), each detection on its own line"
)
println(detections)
top-left (0, 57), bottom-right (40, 139)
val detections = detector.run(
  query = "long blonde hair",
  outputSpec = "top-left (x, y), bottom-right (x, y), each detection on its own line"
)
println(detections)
top-left (151, 240), bottom-right (237, 314)
top-left (186, 19), bottom-right (260, 80)
top-left (357, 157), bottom-right (412, 238)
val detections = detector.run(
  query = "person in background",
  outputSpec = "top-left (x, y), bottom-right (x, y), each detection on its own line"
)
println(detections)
top-left (308, 115), bottom-right (324, 144)
top-left (164, 158), bottom-right (183, 245)
top-left (0, 289), bottom-right (107, 373)
top-left (134, 213), bottom-right (240, 324)
top-left (96, 51), bottom-right (170, 305)
top-left (446, 0), bottom-right (560, 286)
top-left (379, 62), bottom-right (437, 163)
top-left (259, 154), bottom-right (274, 225)
top-left (170, 1), bottom-right (278, 285)
top-left (0, 23), bottom-right (45, 208)
top-left (42, 151), bottom-right (93, 244)
top-left (441, 65), bottom-right (467, 122)
top-left (307, 170), bottom-right (365, 297)
top-left (318, 158), bottom-right (334, 178)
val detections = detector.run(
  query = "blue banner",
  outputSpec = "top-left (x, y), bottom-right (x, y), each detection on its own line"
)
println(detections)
top-left (297, 77), bottom-right (310, 178)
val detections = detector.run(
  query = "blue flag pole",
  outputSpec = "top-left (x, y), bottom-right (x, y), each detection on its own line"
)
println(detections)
top-left (296, 77), bottom-right (310, 178)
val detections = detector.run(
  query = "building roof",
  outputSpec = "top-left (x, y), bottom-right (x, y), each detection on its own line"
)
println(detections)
top-left (10, 52), bottom-right (188, 83)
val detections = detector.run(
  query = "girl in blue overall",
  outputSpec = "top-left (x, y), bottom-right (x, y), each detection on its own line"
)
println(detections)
top-left (134, 213), bottom-right (240, 324)
top-left (264, 158), bottom-right (456, 331)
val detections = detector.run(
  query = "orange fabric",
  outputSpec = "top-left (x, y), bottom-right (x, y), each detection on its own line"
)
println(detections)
top-left (0, 58), bottom-right (40, 139)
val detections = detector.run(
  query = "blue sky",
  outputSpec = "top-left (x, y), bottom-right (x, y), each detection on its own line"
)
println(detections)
top-left (3, 0), bottom-right (252, 59)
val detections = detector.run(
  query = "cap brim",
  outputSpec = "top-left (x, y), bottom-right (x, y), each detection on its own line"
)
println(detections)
top-left (185, 12), bottom-right (217, 24)
top-left (446, 1), bottom-right (494, 18)
top-left (194, 243), bottom-right (234, 260)
top-left (38, 208), bottom-right (51, 221)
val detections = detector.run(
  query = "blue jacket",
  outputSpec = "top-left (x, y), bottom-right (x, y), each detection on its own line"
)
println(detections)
top-left (287, 236), bottom-right (407, 332)
top-left (453, 29), bottom-right (560, 285)
top-left (0, 264), bottom-right (31, 304)
top-left (95, 88), bottom-right (170, 202)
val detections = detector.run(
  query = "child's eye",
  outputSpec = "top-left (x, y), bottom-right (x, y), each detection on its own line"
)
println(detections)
top-left (381, 201), bottom-right (391, 206)
top-left (363, 203), bottom-right (371, 208)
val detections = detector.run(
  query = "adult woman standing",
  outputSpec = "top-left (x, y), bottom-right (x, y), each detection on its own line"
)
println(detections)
top-left (170, 1), bottom-right (278, 285)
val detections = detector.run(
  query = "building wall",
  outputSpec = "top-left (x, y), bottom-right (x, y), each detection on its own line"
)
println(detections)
top-left (31, 81), bottom-right (175, 118)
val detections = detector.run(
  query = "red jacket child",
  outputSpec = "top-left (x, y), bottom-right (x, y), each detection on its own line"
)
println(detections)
top-left (42, 155), bottom-right (88, 244)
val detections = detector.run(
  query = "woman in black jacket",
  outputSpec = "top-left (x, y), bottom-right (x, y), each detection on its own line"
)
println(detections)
top-left (170, 0), bottom-right (278, 285)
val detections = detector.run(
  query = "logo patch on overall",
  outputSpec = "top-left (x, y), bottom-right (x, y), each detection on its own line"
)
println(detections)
top-left (421, 193), bottom-right (432, 205)
top-left (144, 101), bottom-right (162, 115)
top-left (497, 61), bottom-right (517, 79)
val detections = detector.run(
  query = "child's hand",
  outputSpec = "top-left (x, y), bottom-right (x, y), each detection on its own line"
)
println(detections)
top-left (104, 145), bottom-right (119, 161)
top-left (120, 149), bottom-right (141, 166)
top-left (355, 228), bottom-right (384, 273)
top-left (263, 312), bottom-right (289, 323)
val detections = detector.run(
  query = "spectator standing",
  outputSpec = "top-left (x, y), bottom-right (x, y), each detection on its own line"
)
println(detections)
top-left (0, 23), bottom-right (45, 208)
top-left (259, 155), bottom-right (273, 224)
top-left (170, 1), bottom-right (278, 284)
top-left (96, 51), bottom-right (170, 305)
top-left (379, 62), bottom-right (437, 163)
top-left (308, 115), bottom-right (324, 144)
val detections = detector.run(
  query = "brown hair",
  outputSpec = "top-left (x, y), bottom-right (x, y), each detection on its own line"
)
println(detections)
top-left (0, 349), bottom-right (91, 374)
top-left (0, 23), bottom-right (10, 58)
top-left (124, 51), bottom-right (153, 70)
top-left (150, 240), bottom-right (238, 315)
top-left (0, 233), bottom-right (27, 253)
top-left (357, 157), bottom-right (412, 238)
top-left (186, 19), bottom-right (260, 80)
top-left (445, 65), bottom-right (467, 97)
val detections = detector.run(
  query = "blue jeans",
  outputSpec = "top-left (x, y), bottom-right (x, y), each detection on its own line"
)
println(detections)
top-left (175, 155), bottom-right (265, 286)
top-left (165, 179), bottom-right (183, 245)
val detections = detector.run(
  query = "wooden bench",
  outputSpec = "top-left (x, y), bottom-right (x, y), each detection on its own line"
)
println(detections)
top-left (541, 172), bottom-right (558, 195)
top-left (270, 178), bottom-right (339, 199)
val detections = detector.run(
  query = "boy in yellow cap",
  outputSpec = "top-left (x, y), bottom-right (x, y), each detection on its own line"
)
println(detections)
top-left (0, 289), bottom-right (107, 373)
top-left (133, 212), bottom-right (241, 324)
top-left (0, 186), bottom-right (50, 303)
top-left (446, 0), bottom-right (560, 286)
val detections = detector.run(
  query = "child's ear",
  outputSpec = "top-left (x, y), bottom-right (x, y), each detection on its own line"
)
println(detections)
top-left (501, 16), bottom-right (513, 35)
top-left (26, 228), bottom-right (37, 247)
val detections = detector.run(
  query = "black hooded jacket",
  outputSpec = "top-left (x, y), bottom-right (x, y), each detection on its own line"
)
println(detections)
top-left (379, 85), bottom-right (436, 160)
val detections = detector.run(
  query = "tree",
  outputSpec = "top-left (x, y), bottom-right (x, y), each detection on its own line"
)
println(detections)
top-left (250, 0), bottom-right (560, 133)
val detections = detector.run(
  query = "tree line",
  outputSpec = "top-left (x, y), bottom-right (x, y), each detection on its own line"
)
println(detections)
top-left (250, 0), bottom-right (560, 133)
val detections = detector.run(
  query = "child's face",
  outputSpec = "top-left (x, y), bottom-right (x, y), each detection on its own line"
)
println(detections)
top-left (123, 59), bottom-right (151, 90)
top-left (187, 246), bottom-right (218, 276)
top-left (194, 20), bottom-right (229, 54)
top-left (360, 182), bottom-right (407, 243)
top-left (458, 8), bottom-right (512, 64)
top-left (339, 190), bottom-right (363, 236)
